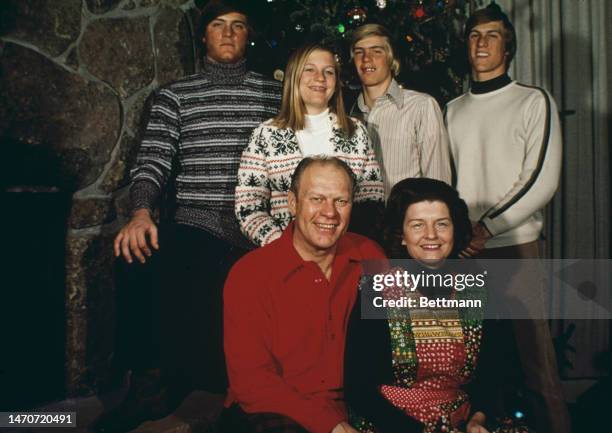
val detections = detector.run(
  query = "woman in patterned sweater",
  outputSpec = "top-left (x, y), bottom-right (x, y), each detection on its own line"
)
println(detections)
top-left (235, 43), bottom-right (384, 246)
top-left (344, 178), bottom-right (498, 433)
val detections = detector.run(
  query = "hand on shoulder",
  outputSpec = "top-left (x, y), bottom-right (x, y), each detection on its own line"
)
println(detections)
top-left (459, 222), bottom-right (491, 258)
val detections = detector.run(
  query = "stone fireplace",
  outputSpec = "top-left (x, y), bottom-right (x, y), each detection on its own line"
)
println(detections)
top-left (0, 0), bottom-right (201, 404)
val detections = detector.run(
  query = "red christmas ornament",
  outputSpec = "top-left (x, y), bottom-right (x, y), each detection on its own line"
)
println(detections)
top-left (414, 6), bottom-right (426, 19)
top-left (347, 7), bottom-right (367, 25)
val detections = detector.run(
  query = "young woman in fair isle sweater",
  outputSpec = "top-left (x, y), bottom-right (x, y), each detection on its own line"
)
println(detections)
top-left (235, 43), bottom-right (385, 246)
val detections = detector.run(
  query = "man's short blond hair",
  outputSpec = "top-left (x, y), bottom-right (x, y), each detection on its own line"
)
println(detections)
top-left (290, 156), bottom-right (356, 199)
top-left (350, 24), bottom-right (400, 76)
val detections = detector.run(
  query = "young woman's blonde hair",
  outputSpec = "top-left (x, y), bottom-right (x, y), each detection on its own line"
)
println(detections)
top-left (272, 43), bottom-right (356, 137)
top-left (350, 24), bottom-right (401, 77)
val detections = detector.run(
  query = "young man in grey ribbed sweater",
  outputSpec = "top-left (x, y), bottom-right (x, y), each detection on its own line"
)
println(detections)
top-left (97, 1), bottom-right (281, 431)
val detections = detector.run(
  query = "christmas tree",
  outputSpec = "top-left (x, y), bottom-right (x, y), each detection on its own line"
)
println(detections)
top-left (237, 0), bottom-right (487, 104)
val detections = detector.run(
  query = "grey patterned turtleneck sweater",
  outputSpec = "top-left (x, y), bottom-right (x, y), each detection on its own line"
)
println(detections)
top-left (129, 58), bottom-right (282, 249)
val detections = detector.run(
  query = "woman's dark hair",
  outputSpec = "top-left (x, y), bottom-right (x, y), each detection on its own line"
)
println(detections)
top-left (383, 178), bottom-right (472, 259)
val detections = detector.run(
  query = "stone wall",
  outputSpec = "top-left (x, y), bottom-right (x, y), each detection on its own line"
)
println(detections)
top-left (1, 0), bottom-right (201, 396)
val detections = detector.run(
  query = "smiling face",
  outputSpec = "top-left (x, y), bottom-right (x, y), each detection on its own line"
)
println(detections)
top-left (402, 200), bottom-right (454, 268)
top-left (352, 35), bottom-right (393, 91)
top-left (288, 163), bottom-right (353, 259)
top-left (468, 20), bottom-right (508, 81)
top-left (298, 49), bottom-right (337, 115)
top-left (202, 12), bottom-right (248, 64)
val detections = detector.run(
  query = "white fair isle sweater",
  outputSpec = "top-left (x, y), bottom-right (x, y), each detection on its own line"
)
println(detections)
top-left (235, 113), bottom-right (384, 246)
top-left (445, 80), bottom-right (562, 248)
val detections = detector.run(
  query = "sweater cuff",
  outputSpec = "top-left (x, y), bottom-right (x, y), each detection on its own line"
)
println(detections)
top-left (478, 217), bottom-right (497, 237)
top-left (130, 180), bottom-right (160, 214)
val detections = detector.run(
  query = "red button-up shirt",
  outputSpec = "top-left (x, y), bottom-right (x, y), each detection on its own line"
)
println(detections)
top-left (224, 223), bottom-right (385, 433)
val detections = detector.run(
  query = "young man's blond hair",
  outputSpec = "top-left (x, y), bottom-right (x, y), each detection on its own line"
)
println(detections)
top-left (350, 24), bottom-right (400, 76)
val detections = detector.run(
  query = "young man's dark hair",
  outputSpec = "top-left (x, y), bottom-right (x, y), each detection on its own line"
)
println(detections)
top-left (464, 3), bottom-right (517, 68)
top-left (197, 0), bottom-right (254, 41)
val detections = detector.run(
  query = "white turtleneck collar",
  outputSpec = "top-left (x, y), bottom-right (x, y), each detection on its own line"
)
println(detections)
top-left (297, 109), bottom-right (334, 156)
top-left (304, 108), bottom-right (331, 130)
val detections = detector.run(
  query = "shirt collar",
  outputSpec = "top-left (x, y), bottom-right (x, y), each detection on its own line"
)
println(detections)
top-left (356, 78), bottom-right (403, 113)
top-left (386, 79), bottom-right (404, 108)
top-left (275, 222), bottom-right (363, 279)
top-left (276, 222), bottom-right (306, 275)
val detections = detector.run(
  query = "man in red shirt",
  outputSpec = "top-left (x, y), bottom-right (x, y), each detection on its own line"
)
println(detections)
top-left (223, 156), bottom-right (385, 433)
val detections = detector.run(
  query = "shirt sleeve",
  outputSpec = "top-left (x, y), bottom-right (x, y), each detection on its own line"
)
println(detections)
top-left (234, 125), bottom-right (284, 246)
top-left (416, 96), bottom-right (452, 185)
top-left (352, 120), bottom-right (385, 203)
top-left (224, 264), bottom-right (345, 433)
top-left (480, 90), bottom-right (562, 236)
top-left (129, 88), bottom-right (181, 212)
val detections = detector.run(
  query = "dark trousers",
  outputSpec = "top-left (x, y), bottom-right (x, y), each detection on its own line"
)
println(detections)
top-left (158, 223), bottom-right (248, 394)
top-left (113, 253), bottom-right (161, 373)
top-left (219, 405), bottom-right (309, 433)
top-left (478, 241), bottom-right (570, 433)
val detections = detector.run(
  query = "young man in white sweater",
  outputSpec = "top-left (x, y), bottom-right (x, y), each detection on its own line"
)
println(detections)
top-left (445, 5), bottom-right (570, 433)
